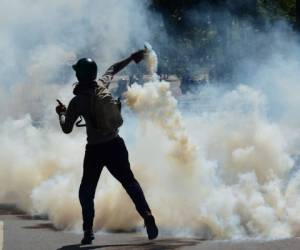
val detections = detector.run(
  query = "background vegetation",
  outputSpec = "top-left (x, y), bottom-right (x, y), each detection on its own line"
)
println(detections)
top-left (147, 0), bottom-right (300, 82)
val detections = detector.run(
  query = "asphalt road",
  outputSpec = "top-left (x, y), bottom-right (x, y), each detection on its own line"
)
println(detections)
top-left (1, 205), bottom-right (300, 250)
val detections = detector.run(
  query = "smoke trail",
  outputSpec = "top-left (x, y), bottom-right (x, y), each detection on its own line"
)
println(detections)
top-left (144, 42), bottom-right (158, 76)
top-left (125, 80), bottom-right (198, 170)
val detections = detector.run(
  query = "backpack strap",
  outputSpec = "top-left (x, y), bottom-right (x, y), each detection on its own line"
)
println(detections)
top-left (75, 115), bottom-right (86, 127)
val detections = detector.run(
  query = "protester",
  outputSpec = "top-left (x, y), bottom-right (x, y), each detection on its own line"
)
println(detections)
top-left (56, 51), bottom-right (158, 245)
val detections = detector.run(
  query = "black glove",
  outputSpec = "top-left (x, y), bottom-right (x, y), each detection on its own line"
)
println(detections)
top-left (131, 50), bottom-right (145, 64)
top-left (56, 99), bottom-right (66, 115)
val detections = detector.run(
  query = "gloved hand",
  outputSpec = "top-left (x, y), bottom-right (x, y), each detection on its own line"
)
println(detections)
top-left (131, 49), bottom-right (145, 64)
top-left (56, 99), bottom-right (66, 115)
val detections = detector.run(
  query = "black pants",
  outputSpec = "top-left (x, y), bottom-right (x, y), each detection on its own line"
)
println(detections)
top-left (79, 136), bottom-right (151, 232)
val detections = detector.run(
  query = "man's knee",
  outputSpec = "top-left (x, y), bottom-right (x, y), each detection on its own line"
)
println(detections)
top-left (121, 176), bottom-right (140, 191)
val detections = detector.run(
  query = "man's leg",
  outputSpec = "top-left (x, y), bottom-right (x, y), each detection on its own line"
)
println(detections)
top-left (106, 139), bottom-right (151, 218)
top-left (110, 167), bottom-right (152, 218)
top-left (79, 145), bottom-right (103, 242)
top-left (106, 137), bottom-right (158, 239)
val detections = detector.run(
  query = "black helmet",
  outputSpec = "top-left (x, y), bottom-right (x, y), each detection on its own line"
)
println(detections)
top-left (72, 58), bottom-right (97, 81)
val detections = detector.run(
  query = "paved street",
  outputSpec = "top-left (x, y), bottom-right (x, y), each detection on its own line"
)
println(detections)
top-left (1, 205), bottom-right (300, 250)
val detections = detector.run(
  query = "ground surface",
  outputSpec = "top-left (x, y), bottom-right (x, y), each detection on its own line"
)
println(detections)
top-left (1, 205), bottom-right (300, 250)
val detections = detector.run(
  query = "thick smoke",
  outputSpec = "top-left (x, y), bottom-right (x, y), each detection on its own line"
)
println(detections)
top-left (0, 0), bottom-right (152, 231)
top-left (124, 49), bottom-right (300, 239)
top-left (2, 0), bottom-right (300, 240)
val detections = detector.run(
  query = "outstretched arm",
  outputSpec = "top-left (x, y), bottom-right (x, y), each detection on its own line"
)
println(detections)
top-left (107, 56), bottom-right (132, 75)
top-left (99, 50), bottom-right (144, 87)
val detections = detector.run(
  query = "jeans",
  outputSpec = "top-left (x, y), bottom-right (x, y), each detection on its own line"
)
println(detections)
top-left (79, 136), bottom-right (151, 231)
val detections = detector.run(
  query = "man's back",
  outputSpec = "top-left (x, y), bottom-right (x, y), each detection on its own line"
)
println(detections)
top-left (60, 84), bottom-right (118, 145)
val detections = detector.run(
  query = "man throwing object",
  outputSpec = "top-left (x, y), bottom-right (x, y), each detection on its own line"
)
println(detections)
top-left (56, 50), bottom-right (158, 245)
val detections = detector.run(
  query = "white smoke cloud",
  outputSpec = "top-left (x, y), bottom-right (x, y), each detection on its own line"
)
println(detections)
top-left (123, 47), bottom-right (300, 239)
top-left (0, 0), bottom-right (151, 117)
top-left (1, 0), bottom-right (300, 240)
top-left (0, 0), bottom-right (152, 231)
top-left (124, 79), bottom-right (296, 239)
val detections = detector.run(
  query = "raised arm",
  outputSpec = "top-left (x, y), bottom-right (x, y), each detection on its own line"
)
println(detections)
top-left (99, 50), bottom-right (144, 88)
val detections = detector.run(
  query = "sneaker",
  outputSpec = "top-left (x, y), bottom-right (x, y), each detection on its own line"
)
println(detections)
top-left (144, 215), bottom-right (158, 240)
top-left (81, 231), bottom-right (95, 245)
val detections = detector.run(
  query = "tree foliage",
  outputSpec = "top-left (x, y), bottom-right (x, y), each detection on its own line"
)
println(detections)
top-left (149, 0), bottom-right (298, 80)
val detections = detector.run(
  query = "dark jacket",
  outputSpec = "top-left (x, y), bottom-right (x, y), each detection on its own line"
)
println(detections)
top-left (59, 67), bottom-right (118, 145)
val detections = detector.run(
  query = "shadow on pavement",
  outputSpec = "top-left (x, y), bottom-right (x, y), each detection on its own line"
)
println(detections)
top-left (57, 238), bottom-right (203, 250)
top-left (0, 204), bottom-right (25, 216)
top-left (22, 222), bottom-right (58, 231)
top-left (0, 203), bottom-right (48, 220)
